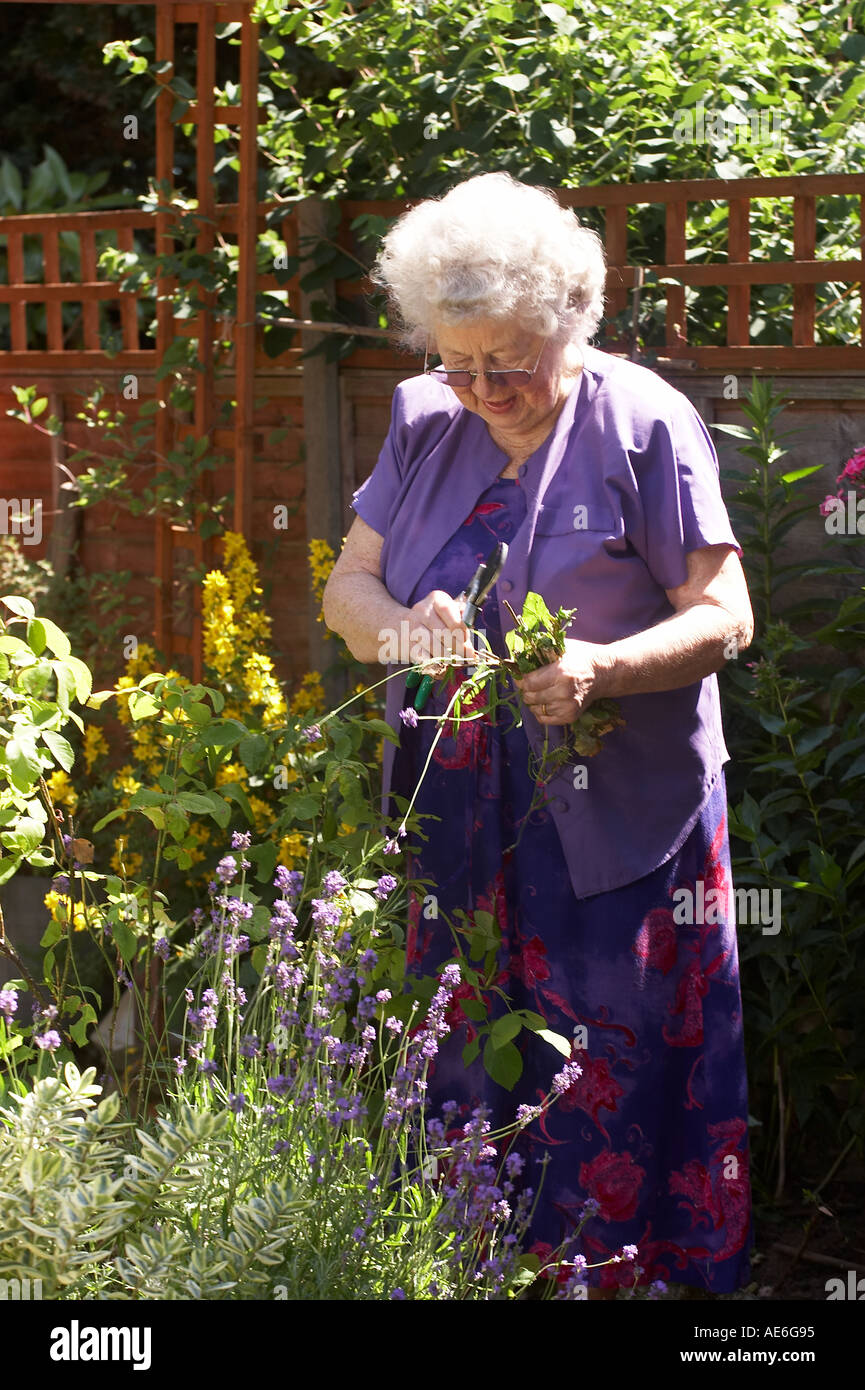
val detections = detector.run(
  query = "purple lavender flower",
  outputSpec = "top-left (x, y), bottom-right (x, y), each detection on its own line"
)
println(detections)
top-left (199, 1059), bottom-right (218, 1076)
top-left (622, 1243), bottom-right (639, 1261)
top-left (516, 1104), bottom-right (542, 1127)
top-left (215, 855), bottom-right (238, 885)
top-left (383, 838), bottom-right (399, 855)
top-left (551, 1059), bottom-right (582, 1095)
top-left (274, 865), bottom-right (304, 898)
top-left (374, 874), bottom-right (398, 900)
top-left (227, 1093), bottom-right (246, 1114)
top-left (266, 1074), bottom-right (293, 1096)
top-left (302, 724), bottom-right (321, 743)
top-left (389, 1288), bottom-right (407, 1300)
top-left (174, 1056), bottom-right (187, 1075)
top-left (399, 707), bottom-right (418, 728)
top-left (153, 936), bottom-right (171, 961)
top-left (51, 874), bottom-right (70, 894)
top-left (311, 898), bottom-right (342, 928)
top-left (0, 988), bottom-right (18, 1023)
top-left (231, 831), bottom-right (252, 850)
top-left (187, 995), bottom-right (218, 1032)
top-left (648, 1280), bottom-right (667, 1299)
top-left (239, 1034), bottom-right (260, 1059)
top-left (321, 870), bottom-right (347, 899)
top-left (35, 1030), bottom-right (61, 1051)
top-left (384, 1017), bottom-right (403, 1034)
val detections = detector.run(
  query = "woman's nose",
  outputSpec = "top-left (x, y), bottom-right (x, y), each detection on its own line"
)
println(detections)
top-left (473, 370), bottom-right (509, 399)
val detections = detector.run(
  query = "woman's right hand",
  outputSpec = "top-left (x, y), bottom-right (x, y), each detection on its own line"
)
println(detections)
top-left (404, 590), bottom-right (477, 674)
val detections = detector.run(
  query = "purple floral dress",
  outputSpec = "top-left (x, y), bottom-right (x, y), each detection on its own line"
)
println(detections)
top-left (391, 474), bottom-right (753, 1294)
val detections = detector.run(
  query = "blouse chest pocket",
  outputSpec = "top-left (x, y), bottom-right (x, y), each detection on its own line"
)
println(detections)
top-left (534, 501), bottom-right (618, 536)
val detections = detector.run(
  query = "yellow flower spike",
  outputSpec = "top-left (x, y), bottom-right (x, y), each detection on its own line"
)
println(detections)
top-left (45, 770), bottom-right (79, 813)
top-left (82, 726), bottom-right (109, 773)
top-left (308, 538), bottom-right (336, 630)
top-left (276, 831), bottom-right (307, 869)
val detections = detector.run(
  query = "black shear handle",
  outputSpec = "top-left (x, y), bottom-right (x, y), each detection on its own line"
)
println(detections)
top-left (461, 540), bottom-right (508, 629)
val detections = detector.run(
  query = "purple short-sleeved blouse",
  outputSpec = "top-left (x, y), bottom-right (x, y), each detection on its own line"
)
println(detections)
top-left (350, 344), bottom-right (743, 900)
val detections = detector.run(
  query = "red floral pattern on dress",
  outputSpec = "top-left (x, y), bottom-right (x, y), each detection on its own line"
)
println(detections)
top-left (668, 1117), bottom-right (751, 1261)
top-left (634, 810), bottom-right (735, 1048)
top-left (634, 907), bottom-right (678, 975)
top-left (579, 1149), bottom-right (646, 1223)
top-left (556, 1053), bottom-right (625, 1143)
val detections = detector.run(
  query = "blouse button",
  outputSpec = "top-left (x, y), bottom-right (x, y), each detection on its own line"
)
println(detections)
top-left (552, 797), bottom-right (570, 813)
top-left (500, 579), bottom-right (513, 592)
top-left (518, 464), bottom-right (528, 477)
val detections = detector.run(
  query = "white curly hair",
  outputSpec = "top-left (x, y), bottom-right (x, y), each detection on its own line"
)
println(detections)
top-left (370, 172), bottom-right (607, 352)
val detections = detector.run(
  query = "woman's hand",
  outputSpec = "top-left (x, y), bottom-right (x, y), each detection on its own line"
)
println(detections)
top-left (512, 638), bottom-right (611, 724)
top-left (405, 590), bottom-right (478, 675)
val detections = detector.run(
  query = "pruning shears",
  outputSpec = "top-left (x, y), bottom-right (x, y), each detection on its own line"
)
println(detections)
top-left (405, 541), bottom-right (508, 712)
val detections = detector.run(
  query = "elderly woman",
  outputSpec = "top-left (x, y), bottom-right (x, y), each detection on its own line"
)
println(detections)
top-left (323, 172), bottom-right (755, 1298)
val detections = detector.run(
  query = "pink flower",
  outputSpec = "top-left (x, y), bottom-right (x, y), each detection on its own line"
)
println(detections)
top-left (839, 445), bottom-right (865, 484)
top-left (819, 494), bottom-right (844, 518)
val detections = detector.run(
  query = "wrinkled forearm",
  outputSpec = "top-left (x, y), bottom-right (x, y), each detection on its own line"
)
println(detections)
top-left (322, 571), bottom-right (411, 665)
top-left (593, 602), bottom-right (753, 699)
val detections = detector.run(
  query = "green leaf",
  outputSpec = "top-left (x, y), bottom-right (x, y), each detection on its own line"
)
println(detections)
top-left (361, 718), bottom-right (401, 746)
top-left (492, 72), bottom-right (530, 92)
top-left (490, 1013), bottom-right (522, 1048)
top-left (26, 618), bottom-right (46, 655)
top-left (483, 1037), bottom-right (522, 1089)
top-left (176, 791), bottom-right (223, 815)
top-left (42, 730), bottom-right (74, 772)
top-left (534, 1027), bottom-right (572, 1058)
top-left (0, 854), bottom-right (23, 886)
top-left (51, 656), bottom-right (92, 705)
top-left (113, 919), bottom-right (138, 965)
top-left (40, 617), bottom-right (73, 653)
top-left (128, 689), bottom-right (159, 721)
top-left (6, 735), bottom-right (42, 791)
top-left (1, 595), bottom-right (35, 619)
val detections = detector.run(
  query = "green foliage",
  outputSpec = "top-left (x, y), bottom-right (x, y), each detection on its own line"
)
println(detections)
top-left (502, 589), bottom-right (624, 759)
top-left (251, 0), bottom-right (863, 195)
top-left (7, 382), bottom-right (231, 541)
top-left (87, 0), bottom-right (865, 356)
top-left (717, 384), bottom-right (865, 1189)
top-left (0, 594), bottom-right (91, 886)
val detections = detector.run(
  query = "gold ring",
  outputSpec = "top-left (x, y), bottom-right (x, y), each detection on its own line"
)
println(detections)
top-left (541, 703), bottom-right (548, 717)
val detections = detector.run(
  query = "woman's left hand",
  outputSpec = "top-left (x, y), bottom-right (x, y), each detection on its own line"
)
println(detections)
top-left (512, 639), bottom-right (610, 725)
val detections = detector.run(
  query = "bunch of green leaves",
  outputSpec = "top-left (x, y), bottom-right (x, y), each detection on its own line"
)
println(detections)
top-left (503, 590), bottom-right (624, 764)
top-left (0, 595), bottom-right (92, 887)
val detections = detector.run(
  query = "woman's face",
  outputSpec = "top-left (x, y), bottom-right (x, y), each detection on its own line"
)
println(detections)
top-left (430, 316), bottom-right (577, 444)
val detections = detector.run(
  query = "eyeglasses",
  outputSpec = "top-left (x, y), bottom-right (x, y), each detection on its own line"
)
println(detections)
top-left (423, 338), bottom-right (546, 388)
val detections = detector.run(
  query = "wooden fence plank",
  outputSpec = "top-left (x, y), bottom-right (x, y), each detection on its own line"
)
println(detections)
top-left (665, 199), bottom-right (687, 346)
top-left (793, 194), bottom-right (817, 348)
top-left (154, 0), bottom-right (176, 660)
top-left (79, 228), bottom-right (100, 349)
top-left (41, 230), bottom-right (64, 351)
top-left (604, 204), bottom-right (628, 319)
top-left (727, 198), bottom-right (750, 347)
top-left (233, 1), bottom-right (258, 540)
top-left (116, 227), bottom-right (140, 352)
top-left (6, 233), bottom-right (27, 350)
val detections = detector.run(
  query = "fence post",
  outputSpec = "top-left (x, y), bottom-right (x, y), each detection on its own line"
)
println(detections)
top-left (298, 197), bottom-right (347, 708)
